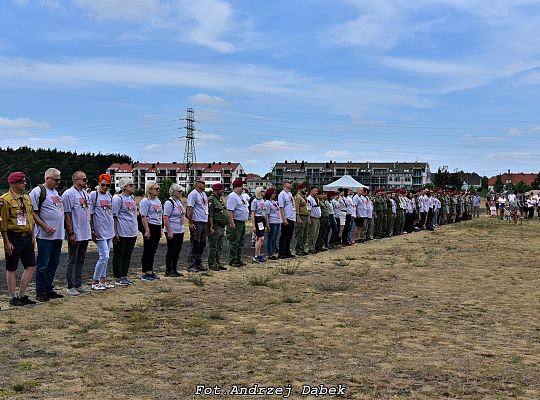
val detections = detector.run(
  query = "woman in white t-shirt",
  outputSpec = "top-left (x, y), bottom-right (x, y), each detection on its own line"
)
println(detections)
top-left (139, 182), bottom-right (163, 280)
top-left (163, 183), bottom-right (185, 277)
top-left (497, 194), bottom-right (506, 220)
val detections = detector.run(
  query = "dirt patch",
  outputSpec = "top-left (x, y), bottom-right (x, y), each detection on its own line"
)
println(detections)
top-left (0, 218), bottom-right (539, 399)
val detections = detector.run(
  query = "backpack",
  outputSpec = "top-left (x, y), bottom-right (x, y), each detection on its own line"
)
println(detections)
top-left (161, 198), bottom-right (175, 228)
top-left (37, 184), bottom-right (47, 212)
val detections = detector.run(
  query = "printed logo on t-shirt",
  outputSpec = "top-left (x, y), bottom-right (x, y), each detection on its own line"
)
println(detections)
top-left (79, 197), bottom-right (87, 207)
top-left (152, 204), bottom-right (162, 214)
top-left (51, 195), bottom-right (63, 209)
top-left (125, 200), bottom-right (136, 211)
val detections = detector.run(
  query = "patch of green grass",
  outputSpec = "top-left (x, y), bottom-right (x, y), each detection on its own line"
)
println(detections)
top-left (345, 256), bottom-right (358, 261)
top-left (0, 387), bottom-right (14, 398)
top-left (153, 297), bottom-right (180, 308)
top-left (247, 273), bottom-right (274, 287)
top-left (12, 380), bottom-right (40, 393)
top-left (203, 311), bottom-right (225, 321)
top-left (127, 311), bottom-right (157, 332)
top-left (6, 318), bottom-right (16, 325)
top-left (186, 274), bottom-right (205, 286)
top-left (156, 286), bottom-right (172, 293)
top-left (182, 317), bottom-right (210, 336)
top-left (18, 361), bottom-right (39, 371)
top-left (314, 281), bottom-right (354, 293)
top-left (240, 325), bottom-right (257, 334)
top-left (278, 262), bottom-right (299, 275)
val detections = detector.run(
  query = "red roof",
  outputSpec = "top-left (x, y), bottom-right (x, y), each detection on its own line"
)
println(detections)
top-left (488, 173), bottom-right (536, 185)
top-left (108, 163), bottom-right (133, 173)
top-left (245, 173), bottom-right (261, 181)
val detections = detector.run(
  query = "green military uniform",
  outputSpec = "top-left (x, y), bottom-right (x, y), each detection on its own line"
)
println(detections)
top-left (385, 195), bottom-right (393, 237)
top-left (207, 194), bottom-right (228, 270)
top-left (316, 199), bottom-right (329, 251)
top-left (294, 192), bottom-right (309, 254)
top-left (394, 194), bottom-right (405, 236)
top-left (0, 191), bottom-right (35, 234)
top-left (374, 193), bottom-right (386, 238)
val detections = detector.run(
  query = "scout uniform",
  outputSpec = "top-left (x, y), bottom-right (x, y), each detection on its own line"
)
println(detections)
top-left (294, 188), bottom-right (309, 255)
top-left (208, 187), bottom-right (228, 270)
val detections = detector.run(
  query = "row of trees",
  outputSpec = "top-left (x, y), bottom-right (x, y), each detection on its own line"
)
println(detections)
top-left (0, 147), bottom-right (131, 191)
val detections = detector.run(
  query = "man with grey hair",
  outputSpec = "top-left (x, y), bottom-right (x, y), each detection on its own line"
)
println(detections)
top-left (30, 168), bottom-right (65, 302)
top-left (186, 178), bottom-right (209, 272)
top-left (62, 170), bottom-right (92, 295)
top-left (112, 177), bottom-right (138, 286)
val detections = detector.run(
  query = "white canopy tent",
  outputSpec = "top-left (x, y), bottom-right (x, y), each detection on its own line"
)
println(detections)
top-left (323, 175), bottom-right (368, 191)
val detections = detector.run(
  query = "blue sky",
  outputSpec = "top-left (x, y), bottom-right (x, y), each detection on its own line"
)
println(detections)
top-left (2, 0), bottom-right (540, 177)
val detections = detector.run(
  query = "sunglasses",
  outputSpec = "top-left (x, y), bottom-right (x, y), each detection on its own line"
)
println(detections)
top-left (47, 177), bottom-right (61, 182)
top-left (78, 178), bottom-right (88, 182)
top-left (100, 183), bottom-right (111, 187)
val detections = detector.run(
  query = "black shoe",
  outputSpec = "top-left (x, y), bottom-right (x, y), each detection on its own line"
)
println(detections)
top-left (268, 256), bottom-right (278, 260)
top-left (238, 261), bottom-right (247, 267)
top-left (218, 265), bottom-right (228, 270)
top-left (47, 291), bottom-right (64, 299)
top-left (9, 297), bottom-right (23, 306)
top-left (36, 294), bottom-right (49, 302)
top-left (229, 261), bottom-right (240, 267)
top-left (187, 267), bottom-right (199, 273)
top-left (209, 265), bottom-right (220, 271)
top-left (287, 254), bottom-right (296, 258)
top-left (196, 265), bottom-right (209, 271)
top-left (319, 248), bottom-right (328, 252)
top-left (18, 295), bottom-right (37, 305)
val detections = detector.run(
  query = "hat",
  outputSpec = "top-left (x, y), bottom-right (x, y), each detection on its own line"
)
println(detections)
top-left (266, 188), bottom-right (276, 196)
top-left (98, 173), bottom-right (112, 183)
top-left (232, 179), bottom-right (244, 188)
top-left (7, 171), bottom-right (25, 184)
top-left (375, 188), bottom-right (384, 193)
top-left (195, 178), bottom-right (205, 184)
top-left (297, 183), bottom-right (306, 190)
top-left (212, 183), bottom-right (224, 190)
top-left (118, 177), bottom-right (134, 189)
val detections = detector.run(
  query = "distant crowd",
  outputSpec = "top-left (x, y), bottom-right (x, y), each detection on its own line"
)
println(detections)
top-left (1, 168), bottom-right (486, 308)
top-left (487, 191), bottom-right (540, 219)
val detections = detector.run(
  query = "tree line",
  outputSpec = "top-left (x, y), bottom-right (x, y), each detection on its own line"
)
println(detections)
top-left (0, 147), bottom-right (131, 192)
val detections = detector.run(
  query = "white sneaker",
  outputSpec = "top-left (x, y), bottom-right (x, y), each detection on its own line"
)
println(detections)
top-left (102, 282), bottom-right (115, 289)
top-left (91, 283), bottom-right (106, 291)
top-left (74, 286), bottom-right (90, 293)
top-left (66, 288), bottom-right (80, 296)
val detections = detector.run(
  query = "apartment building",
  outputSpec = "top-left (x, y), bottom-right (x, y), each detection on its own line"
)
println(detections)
top-left (107, 161), bottom-right (244, 192)
top-left (272, 161), bottom-right (430, 190)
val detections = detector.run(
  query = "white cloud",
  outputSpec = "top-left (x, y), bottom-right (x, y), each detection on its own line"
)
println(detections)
top-left (188, 93), bottom-right (226, 106)
top-left (324, 150), bottom-right (352, 159)
top-left (144, 143), bottom-right (161, 151)
top-left (244, 159), bottom-right (258, 165)
top-left (197, 133), bottom-right (223, 141)
top-left (248, 140), bottom-right (313, 153)
top-left (0, 116), bottom-right (49, 129)
top-left (72, 0), bottom-right (239, 52)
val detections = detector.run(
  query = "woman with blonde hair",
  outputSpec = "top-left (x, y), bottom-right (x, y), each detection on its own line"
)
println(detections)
top-left (250, 186), bottom-right (269, 263)
top-left (163, 183), bottom-right (185, 277)
top-left (139, 182), bottom-right (162, 281)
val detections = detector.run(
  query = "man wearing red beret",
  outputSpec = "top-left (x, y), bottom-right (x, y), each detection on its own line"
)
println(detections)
top-left (207, 183), bottom-right (227, 271)
top-left (0, 172), bottom-right (37, 306)
top-left (294, 182), bottom-right (309, 256)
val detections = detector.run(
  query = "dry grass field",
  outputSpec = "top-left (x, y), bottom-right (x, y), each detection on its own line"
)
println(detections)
top-left (0, 217), bottom-right (539, 399)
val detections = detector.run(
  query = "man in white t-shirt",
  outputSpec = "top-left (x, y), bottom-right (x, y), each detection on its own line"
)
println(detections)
top-left (30, 168), bottom-right (65, 302)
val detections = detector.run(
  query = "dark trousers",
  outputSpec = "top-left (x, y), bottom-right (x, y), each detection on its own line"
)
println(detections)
top-left (341, 214), bottom-right (352, 245)
top-left (113, 236), bottom-right (137, 279)
top-left (189, 221), bottom-right (207, 268)
top-left (426, 208), bottom-right (434, 230)
top-left (404, 212), bottom-right (414, 233)
top-left (36, 239), bottom-right (62, 295)
top-left (419, 211), bottom-right (427, 228)
top-left (141, 224), bottom-right (161, 273)
top-left (166, 232), bottom-right (184, 272)
top-left (316, 215), bottom-right (329, 250)
top-left (278, 219), bottom-right (295, 256)
top-left (66, 240), bottom-right (89, 289)
top-left (227, 220), bottom-right (246, 264)
top-left (328, 215), bottom-right (339, 247)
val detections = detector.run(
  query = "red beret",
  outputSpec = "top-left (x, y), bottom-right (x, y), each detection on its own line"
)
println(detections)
top-left (232, 179), bottom-right (244, 188)
top-left (98, 173), bottom-right (112, 183)
top-left (266, 188), bottom-right (276, 196)
top-left (212, 183), bottom-right (224, 190)
top-left (7, 172), bottom-right (25, 184)
top-left (297, 183), bottom-right (306, 190)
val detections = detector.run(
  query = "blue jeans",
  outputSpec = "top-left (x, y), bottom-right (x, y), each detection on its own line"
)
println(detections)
top-left (94, 239), bottom-right (112, 281)
top-left (36, 239), bottom-right (63, 295)
top-left (267, 223), bottom-right (281, 257)
top-left (327, 215), bottom-right (339, 247)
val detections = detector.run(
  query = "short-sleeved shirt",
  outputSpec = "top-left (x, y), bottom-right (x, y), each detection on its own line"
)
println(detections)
top-left (353, 194), bottom-right (368, 218)
top-left (251, 198), bottom-right (268, 218)
top-left (30, 186), bottom-right (65, 240)
top-left (62, 187), bottom-right (92, 241)
top-left (163, 198), bottom-right (185, 234)
top-left (0, 191), bottom-right (34, 233)
top-left (227, 192), bottom-right (249, 222)
top-left (344, 195), bottom-right (355, 216)
top-left (366, 198), bottom-right (373, 218)
top-left (265, 200), bottom-right (282, 224)
top-left (112, 194), bottom-right (138, 238)
top-left (89, 191), bottom-right (114, 240)
top-left (187, 189), bottom-right (209, 223)
top-left (139, 198), bottom-right (163, 226)
top-left (307, 195), bottom-right (321, 218)
top-left (278, 190), bottom-right (296, 222)
top-left (295, 193), bottom-right (309, 216)
top-left (390, 199), bottom-right (397, 214)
